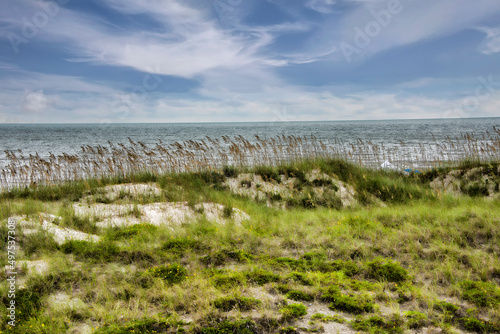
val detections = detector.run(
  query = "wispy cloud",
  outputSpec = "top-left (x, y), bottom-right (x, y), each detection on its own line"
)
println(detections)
top-left (477, 26), bottom-right (500, 55)
top-left (322, 0), bottom-right (500, 62)
top-left (37, 0), bottom-right (285, 78)
top-left (305, 0), bottom-right (337, 14)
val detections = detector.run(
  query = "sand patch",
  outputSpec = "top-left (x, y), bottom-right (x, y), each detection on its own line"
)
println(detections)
top-left (225, 169), bottom-right (357, 208)
top-left (16, 214), bottom-right (100, 245)
top-left (293, 302), bottom-right (356, 333)
top-left (18, 259), bottom-right (50, 275)
top-left (74, 202), bottom-right (250, 228)
top-left (99, 183), bottom-right (162, 201)
top-left (48, 292), bottom-right (87, 310)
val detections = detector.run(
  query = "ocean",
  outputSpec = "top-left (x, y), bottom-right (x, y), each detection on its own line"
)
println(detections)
top-left (1, 118), bottom-right (500, 188)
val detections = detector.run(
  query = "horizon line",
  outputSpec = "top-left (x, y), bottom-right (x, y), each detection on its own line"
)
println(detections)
top-left (1, 116), bottom-right (500, 125)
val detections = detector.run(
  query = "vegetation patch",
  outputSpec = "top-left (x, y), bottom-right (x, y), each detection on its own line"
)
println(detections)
top-left (201, 249), bottom-right (253, 266)
top-left (162, 236), bottom-right (203, 252)
top-left (146, 264), bottom-right (188, 284)
top-left (279, 303), bottom-right (307, 320)
top-left (61, 240), bottom-right (120, 262)
top-left (195, 319), bottom-right (260, 334)
top-left (433, 300), bottom-right (460, 315)
top-left (213, 272), bottom-right (247, 290)
top-left (366, 258), bottom-right (409, 282)
top-left (285, 272), bottom-right (313, 286)
top-left (245, 268), bottom-right (281, 285)
top-left (461, 280), bottom-right (500, 307)
top-left (329, 259), bottom-right (361, 276)
top-left (278, 326), bottom-right (299, 334)
top-left (322, 285), bottom-right (376, 314)
top-left (94, 318), bottom-right (188, 334)
top-left (285, 290), bottom-right (314, 302)
top-left (350, 314), bottom-right (405, 334)
top-left (213, 296), bottom-right (261, 312)
top-left (106, 223), bottom-right (158, 240)
top-left (20, 229), bottom-right (59, 256)
top-left (404, 311), bottom-right (428, 329)
top-left (458, 316), bottom-right (500, 333)
top-left (311, 313), bottom-right (346, 323)
top-left (3, 156), bottom-right (500, 333)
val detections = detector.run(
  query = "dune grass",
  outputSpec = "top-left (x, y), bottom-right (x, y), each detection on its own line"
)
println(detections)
top-left (0, 158), bottom-right (500, 333)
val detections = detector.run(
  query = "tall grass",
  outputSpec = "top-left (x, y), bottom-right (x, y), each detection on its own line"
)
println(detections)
top-left (1, 127), bottom-right (500, 190)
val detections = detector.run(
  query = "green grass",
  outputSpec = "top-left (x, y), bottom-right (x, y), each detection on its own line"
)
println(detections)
top-left (460, 280), bottom-right (500, 307)
top-left (213, 296), bottom-right (261, 312)
top-left (321, 285), bottom-right (377, 314)
top-left (311, 313), bottom-right (346, 323)
top-left (61, 240), bottom-right (120, 262)
top-left (279, 303), bottom-right (307, 320)
top-left (146, 264), bottom-right (188, 284)
top-left (2, 157), bottom-right (500, 333)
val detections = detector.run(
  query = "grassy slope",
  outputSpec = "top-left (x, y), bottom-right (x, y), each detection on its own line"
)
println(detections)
top-left (0, 158), bottom-right (499, 334)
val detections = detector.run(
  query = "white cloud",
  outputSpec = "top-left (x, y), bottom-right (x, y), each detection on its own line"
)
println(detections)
top-left (477, 26), bottom-right (500, 55)
top-left (306, 0), bottom-right (337, 14)
top-left (22, 90), bottom-right (49, 114)
top-left (32, 0), bottom-right (280, 78)
top-left (320, 0), bottom-right (500, 62)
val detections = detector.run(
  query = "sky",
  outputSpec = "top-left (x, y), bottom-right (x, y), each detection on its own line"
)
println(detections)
top-left (1, 0), bottom-right (500, 123)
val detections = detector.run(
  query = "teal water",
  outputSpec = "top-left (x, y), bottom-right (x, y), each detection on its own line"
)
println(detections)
top-left (1, 118), bottom-right (499, 168)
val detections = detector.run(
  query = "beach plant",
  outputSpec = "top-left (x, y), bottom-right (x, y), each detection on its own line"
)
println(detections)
top-left (146, 264), bottom-right (188, 284)
top-left (285, 290), bottom-right (314, 302)
top-left (61, 240), bottom-right (120, 262)
top-left (213, 295), bottom-right (261, 311)
top-left (460, 280), bottom-right (500, 307)
top-left (311, 313), bottom-right (347, 323)
top-left (279, 303), bottom-right (307, 320)
top-left (366, 257), bottom-right (409, 282)
top-left (245, 268), bottom-right (281, 285)
top-left (321, 285), bottom-right (376, 314)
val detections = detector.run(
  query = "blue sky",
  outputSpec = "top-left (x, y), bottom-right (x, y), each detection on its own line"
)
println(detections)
top-left (1, 0), bottom-right (500, 123)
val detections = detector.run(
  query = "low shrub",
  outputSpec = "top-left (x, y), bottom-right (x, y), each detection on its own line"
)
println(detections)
top-left (461, 280), bottom-right (500, 307)
top-left (322, 285), bottom-right (376, 314)
top-left (222, 206), bottom-right (233, 218)
top-left (223, 165), bottom-right (239, 178)
top-left (405, 311), bottom-right (428, 329)
top-left (433, 300), bottom-right (460, 315)
top-left (106, 223), bottom-right (157, 240)
top-left (286, 272), bottom-right (313, 286)
top-left (254, 166), bottom-right (279, 183)
top-left (330, 260), bottom-right (361, 276)
top-left (366, 258), bottom-right (409, 282)
top-left (61, 240), bottom-right (120, 262)
top-left (461, 181), bottom-right (489, 197)
top-left (458, 316), bottom-right (500, 333)
top-left (162, 237), bottom-right (202, 252)
top-left (350, 314), bottom-right (405, 334)
top-left (146, 264), bottom-right (187, 284)
top-left (278, 326), bottom-right (299, 334)
top-left (213, 272), bottom-right (246, 290)
top-left (285, 290), bottom-right (314, 302)
top-left (245, 269), bottom-right (281, 285)
top-left (280, 303), bottom-right (307, 320)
